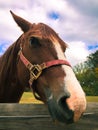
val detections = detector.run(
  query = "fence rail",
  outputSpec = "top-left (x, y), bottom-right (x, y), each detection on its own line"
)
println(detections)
top-left (0, 102), bottom-right (98, 130)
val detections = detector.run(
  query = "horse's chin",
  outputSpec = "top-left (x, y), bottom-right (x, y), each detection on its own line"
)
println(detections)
top-left (47, 98), bottom-right (74, 124)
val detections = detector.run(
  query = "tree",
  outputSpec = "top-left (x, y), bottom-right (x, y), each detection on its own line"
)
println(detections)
top-left (73, 50), bottom-right (98, 96)
top-left (86, 50), bottom-right (98, 68)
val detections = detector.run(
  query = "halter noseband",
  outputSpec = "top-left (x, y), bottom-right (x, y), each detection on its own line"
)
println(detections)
top-left (18, 49), bottom-right (71, 87)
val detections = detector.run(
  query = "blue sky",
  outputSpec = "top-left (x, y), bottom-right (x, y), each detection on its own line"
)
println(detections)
top-left (88, 44), bottom-right (98, 50)
top-left (49, 12), bottom-right (60, 20)
top-left (0, 0), bottom-right (98, 65)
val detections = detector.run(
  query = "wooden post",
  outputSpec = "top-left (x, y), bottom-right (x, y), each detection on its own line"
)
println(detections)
top-left (0, 103), bottom-right (98, 130)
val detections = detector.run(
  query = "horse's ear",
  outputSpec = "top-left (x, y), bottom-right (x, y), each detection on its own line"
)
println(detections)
top-left (10, 10), bottom-right (32, 33)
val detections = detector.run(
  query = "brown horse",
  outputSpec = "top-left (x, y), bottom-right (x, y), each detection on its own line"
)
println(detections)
top-left (0, 11), bottom-right (86, 124)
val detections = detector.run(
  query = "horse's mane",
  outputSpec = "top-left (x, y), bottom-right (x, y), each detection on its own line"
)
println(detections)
top-left (0, 38), bottom-right (20, 92)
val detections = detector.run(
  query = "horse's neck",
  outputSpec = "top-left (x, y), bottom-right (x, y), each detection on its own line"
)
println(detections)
top-left (0, 42), bottom-right (24, 103)
top-left (0, 65), bottom-right (24, 103)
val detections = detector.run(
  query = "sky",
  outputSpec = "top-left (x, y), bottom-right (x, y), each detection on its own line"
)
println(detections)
top-left (0, 0), bottom-right (98, 66)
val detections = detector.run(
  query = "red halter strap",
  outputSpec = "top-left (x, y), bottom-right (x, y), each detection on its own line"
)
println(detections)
top-left (19, 50), bottom-right (71, 86)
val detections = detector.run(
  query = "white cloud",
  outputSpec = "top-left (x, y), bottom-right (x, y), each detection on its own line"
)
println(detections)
top-left (0, 0), bottom-right (98, 43)
top-left (0, 0), bottom-right (98, 65)
top-left (66, 41), bottom-right (89, 66)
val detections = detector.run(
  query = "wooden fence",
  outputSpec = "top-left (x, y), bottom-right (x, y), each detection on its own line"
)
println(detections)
top-left (0, 102), bottom-right (98, 130)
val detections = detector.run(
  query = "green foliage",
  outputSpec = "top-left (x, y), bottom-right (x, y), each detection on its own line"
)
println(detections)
top-left (86, 50), bottom-right (98, 68)
top-left (73, 50), bottom-right (98, 96)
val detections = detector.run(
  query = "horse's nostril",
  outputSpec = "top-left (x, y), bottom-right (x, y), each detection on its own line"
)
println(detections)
top-left (57, 91), bottom-right (70, 102)
top-left (58, 95), bottom-right (74, 124)
top-left (58, 96), bottom-right (70, 112)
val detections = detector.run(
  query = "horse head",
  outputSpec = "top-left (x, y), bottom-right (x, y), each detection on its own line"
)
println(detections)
top-left (10, 11), bottom-right (86, 124)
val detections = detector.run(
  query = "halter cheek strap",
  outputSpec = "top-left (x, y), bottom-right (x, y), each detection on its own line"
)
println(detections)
top-left (19, 50), bottom-right (71, 87)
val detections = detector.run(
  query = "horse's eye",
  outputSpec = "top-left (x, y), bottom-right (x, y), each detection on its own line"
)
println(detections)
top-left (29, 37), bottom-right (39, 47)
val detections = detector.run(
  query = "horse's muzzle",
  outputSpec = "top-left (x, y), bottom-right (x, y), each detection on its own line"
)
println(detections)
top-left (47, 93), bottom-right (74, 124)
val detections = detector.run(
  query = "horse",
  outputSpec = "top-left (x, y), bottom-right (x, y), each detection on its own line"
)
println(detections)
top-left (0, 11), bottom-right (86, 124)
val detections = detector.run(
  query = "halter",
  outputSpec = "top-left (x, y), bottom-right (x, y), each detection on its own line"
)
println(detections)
top-left (18, 49), bottom-right (71, 87)
top-left (18, 46), bottom-right (71, 100)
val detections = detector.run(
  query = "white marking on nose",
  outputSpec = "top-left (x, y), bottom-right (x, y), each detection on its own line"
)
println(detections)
top-left (48, 94), bottom-right (53, 101)
top-left (53, 38), bottom-right (86, 122)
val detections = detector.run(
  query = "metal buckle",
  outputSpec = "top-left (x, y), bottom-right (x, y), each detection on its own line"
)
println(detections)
top-left (30, 65), bottom-right (42, 80)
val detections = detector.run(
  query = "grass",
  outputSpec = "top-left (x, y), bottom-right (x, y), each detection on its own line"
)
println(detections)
top-left (20, 92), bottom-right (43, 104)
top-left (20, 92), bottom-right (98, 104)
top-left (86, 96), bottom-right (98, 102)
